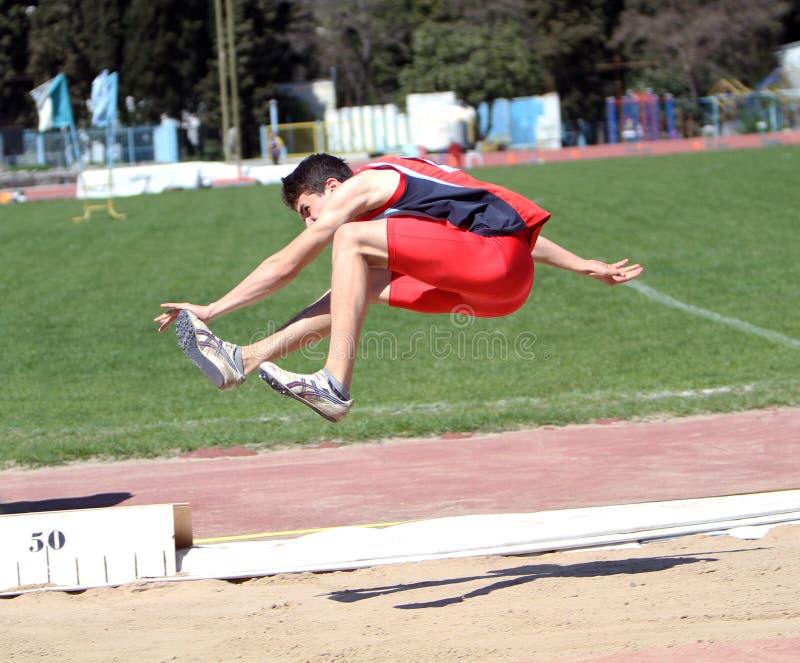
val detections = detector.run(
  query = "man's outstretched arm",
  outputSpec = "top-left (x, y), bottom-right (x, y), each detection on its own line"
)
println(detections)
top-left (154, 224), bottom-right (335, 331)
top-left (531, 235), bottom-right (643, 286)
top-left (154, 169), bottom-right (399, 332)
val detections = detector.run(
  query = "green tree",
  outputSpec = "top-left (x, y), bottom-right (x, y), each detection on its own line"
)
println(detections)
top-left (26, 1), bottom-right (127, 124)
top-left (121, 0), bottom-right (212, 123)
top-left (303, 0), bottom-right (417, 107)
top-left (524, 0), bottom-right (624, 123)
top-left (234, 0), bottom-right (316, 155)
top-left (399, 18), bottom-right (544, 109)
top-left (27, 0), bottom-right (93, 122)
top-left (0, 1), bottom-right (34, 125)
top-left (785, 0), bottom-right (800, 42)
top-left (195, 0), bottom-right (318, 158)
top-left (80, 0), bottom-right (126, 73)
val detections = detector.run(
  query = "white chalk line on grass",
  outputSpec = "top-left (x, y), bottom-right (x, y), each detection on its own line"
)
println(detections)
top-left (2, 382), bottom-right (765, 440)
top-left (627, 281), bottom-right (800, 350)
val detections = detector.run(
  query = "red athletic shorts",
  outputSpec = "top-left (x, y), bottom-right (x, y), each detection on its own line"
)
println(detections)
top-left (386, 216), bottom-right (539, 318)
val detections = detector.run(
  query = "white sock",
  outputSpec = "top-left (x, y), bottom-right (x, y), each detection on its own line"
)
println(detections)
top-left (321, 368), bottom-right (350, 400)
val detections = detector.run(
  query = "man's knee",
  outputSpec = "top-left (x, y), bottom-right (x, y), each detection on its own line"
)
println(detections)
top-left (331, 222), bottom-right (364, 256)
top-left (332, 221), bottom-right (389, 266)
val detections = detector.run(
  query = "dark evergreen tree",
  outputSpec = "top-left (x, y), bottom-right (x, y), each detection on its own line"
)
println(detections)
top-left (27, 0), bottom-right (95, 123)
top-left (79, 0), bottom-right (126, 73)
top-left (524, 0), bottom-right (624, 125)
top-left (0, 1), bottom-right (34, 125)
top-left (302, 0), bottom-right (417, 107)
top-left (121, 0), bottom-right (213, 123)
top-left (25, 1), bottom-right (127, 125)
top-left (227, 0), bottom-right (317, 156)
top-left (785, 0), bottom-right (800, 42)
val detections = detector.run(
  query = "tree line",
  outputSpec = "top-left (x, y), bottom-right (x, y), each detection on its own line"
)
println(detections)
top-left (1, 0), bottom-right (798, 157)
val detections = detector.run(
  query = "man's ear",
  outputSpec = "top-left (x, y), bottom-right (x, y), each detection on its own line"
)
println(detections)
top-left (324, 177), bottom-right (341, 192)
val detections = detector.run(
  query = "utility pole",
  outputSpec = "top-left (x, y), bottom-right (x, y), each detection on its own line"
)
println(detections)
top-left (225, 0), bottom-right (242, 170)
top-left (213, 0), bottom-right (240, 166)
top-left (213, 0), bottom-right (230, 162)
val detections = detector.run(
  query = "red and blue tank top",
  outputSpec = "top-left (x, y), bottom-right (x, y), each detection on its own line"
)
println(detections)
top-left (357, 156), bottom-right (550, 246)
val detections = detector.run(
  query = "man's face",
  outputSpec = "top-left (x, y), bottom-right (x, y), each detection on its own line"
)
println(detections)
top-left (294, 178), bottom-right (339, 228)
top-left (295, 191), bottom-right (327, 228)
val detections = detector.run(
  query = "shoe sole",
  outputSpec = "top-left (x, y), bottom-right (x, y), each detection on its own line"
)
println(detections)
top-left (176, 311), bottom-right (224, 388)
top-left (258, 367), bottom-right (343, 423)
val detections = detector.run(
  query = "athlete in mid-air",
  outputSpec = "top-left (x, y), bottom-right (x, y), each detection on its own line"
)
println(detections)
top-left (154, 153), bottom-right (643, 422)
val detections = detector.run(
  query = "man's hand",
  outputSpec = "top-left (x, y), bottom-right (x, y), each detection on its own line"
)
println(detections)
top-left (583, 258), bottom-right (644, 286)
top-left (154, 302), bottom-right (213, 332)
top-left (532, 237), bottom-right (643, 286)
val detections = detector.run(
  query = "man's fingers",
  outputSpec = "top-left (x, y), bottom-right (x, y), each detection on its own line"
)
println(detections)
top-left (154, 308), bottom-right (178, 322)
top-left (154, 305), bottom-right (182, 332)
top-left (156, 312), bottom-right (178, 332)
top-left (614, 265), bottom-right (643, 282)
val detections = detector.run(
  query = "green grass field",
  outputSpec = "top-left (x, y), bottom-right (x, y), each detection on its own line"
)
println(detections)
top-left (1, 146), bottom-right (798, 467)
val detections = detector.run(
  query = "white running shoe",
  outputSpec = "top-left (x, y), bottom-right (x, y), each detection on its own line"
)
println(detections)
top-left (258, 362), bottom-right (353, 423)
top-left (176, 310), bottom-right (246, 390)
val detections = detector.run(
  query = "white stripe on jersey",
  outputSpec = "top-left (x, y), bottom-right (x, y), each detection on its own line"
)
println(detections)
top-left (374, 207), bottom-right (443, 221)
top-left (368, 160), bottom-right (465, 187)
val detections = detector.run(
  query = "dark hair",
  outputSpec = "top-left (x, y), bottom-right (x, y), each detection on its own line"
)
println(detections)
top-left (281, 153), bottom-right (354, 209)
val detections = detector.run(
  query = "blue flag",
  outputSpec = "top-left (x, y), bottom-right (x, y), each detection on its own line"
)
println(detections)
top-left (91, 70), bottom-right (119, 128)
top-left (30, 73), bottom-right (75, 132)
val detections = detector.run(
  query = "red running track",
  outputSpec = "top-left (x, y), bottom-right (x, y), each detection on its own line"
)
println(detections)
top-left (1, 408), bottom-right (797, 542)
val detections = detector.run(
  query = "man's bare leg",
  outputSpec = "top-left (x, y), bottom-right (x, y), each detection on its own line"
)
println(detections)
top-left (171, 268), bottom-right (389, 393)
top-left (241, 266), bottom-right (391, 375)
top-left (241, 291), bottom-right (331, 374)
top-left (324, 221), bottom-right (390, 389)
top-left (255, 223), bottom-right (391, 422)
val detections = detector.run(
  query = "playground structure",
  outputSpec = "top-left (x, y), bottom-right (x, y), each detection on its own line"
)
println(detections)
top-left (699, 78), bottom-right (800, 137)
top-left (606, 84), bottom-right (800, 144)
top-left (606, 91), bottom-right (680, 144)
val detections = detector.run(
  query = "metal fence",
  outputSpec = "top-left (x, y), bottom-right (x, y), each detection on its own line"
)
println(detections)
top-left (6, 90), bottom-right (799, 169)
top-left (1, 125), bottom-right (164, 168)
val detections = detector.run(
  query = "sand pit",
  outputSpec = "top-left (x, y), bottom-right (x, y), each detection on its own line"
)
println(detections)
top-left (3, 524), bottom-right (800, 662)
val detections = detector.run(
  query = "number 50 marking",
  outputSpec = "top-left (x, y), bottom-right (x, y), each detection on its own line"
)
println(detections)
top-left (29, 530), bottom-right (67, 552)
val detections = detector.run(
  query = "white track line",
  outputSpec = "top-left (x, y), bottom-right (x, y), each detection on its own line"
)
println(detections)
top-left (628, 281), bottom-right (800, 350)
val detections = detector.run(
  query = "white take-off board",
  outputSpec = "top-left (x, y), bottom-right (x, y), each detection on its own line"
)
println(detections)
top-left (0, 503), bottom-right (192, 593)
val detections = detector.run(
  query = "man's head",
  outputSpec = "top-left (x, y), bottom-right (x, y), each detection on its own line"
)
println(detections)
top-left (281, 153), bottom-right (353, 213)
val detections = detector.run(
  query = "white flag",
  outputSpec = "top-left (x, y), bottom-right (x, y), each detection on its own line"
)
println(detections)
top-left (91, 70), bottom-right (119, 128)
top-left (30, 73), bottom-right (75, 132)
